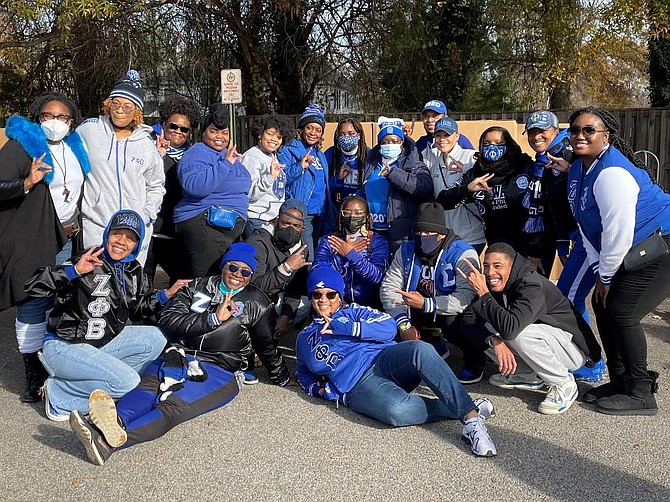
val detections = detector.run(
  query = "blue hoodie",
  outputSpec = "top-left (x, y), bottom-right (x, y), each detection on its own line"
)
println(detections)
top-left (278, 139), bottom-right (329, 216)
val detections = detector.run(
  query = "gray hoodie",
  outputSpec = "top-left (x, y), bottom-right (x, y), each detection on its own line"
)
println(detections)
top-left (78, 115), bottom-right (165, 265)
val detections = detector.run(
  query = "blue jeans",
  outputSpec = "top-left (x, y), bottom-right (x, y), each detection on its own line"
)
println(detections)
top-left (301, 214), bottom-right (323, 261)
top-left (345, 340), bottom-right (477, 426)
top-left (40, 326), bottom-right (166, 415)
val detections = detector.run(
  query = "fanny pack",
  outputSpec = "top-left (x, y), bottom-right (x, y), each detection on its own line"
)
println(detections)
top-left (207, 207), bottom-right (237, 230)
top-left (623, 231), bottom-right (669, 272)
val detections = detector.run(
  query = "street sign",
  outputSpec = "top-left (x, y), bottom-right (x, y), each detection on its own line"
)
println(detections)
top-left (221, 69), bottom-right (242, 104)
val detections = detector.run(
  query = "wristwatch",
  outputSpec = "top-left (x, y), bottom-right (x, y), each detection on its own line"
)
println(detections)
top-left (486, 335), bottom-right (500, 347)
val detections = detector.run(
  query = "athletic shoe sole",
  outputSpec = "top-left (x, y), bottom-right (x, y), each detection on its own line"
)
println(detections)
top-left (595, 406), bottom-right (659, 416)
top-left (88, 389), bottom-right (127, 448)
top-left (69, 410), bottom-right (106, 466)
top-left (489, 376), bottom-right (545, 391)
top-left (461, 435), bottom-right (496, 457)
top-left (458, 372), bottom-right (485, 385)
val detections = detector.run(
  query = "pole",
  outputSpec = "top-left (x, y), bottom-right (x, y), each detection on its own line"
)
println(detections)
top-left (228, 104), bottom-right (236, 148)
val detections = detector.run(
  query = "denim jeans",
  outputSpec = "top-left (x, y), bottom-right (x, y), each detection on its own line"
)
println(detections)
top-left (345, 340), bottom-right (477, 426)
top-left (40, 326), bottom-right (166, 415)
top-left (301, 213), bottom-right (323, 262)
top-left (16, 241), bottom-right (72, 353)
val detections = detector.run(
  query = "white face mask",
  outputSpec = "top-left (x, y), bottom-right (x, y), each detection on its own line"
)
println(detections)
top-left (41, 119), bottom-right (70, 142)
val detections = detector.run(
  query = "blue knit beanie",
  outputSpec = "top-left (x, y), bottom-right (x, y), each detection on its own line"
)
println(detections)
top-left (109, 70), bottom-right (145, 111)
top-left (307, 265), bottom-right (345, 299)
top-left (298, 104), bottom-right (326, 129)
top-left (377, 117), bottom-right (404, 143)
top-left (220, 242), bottom-right (257, 273)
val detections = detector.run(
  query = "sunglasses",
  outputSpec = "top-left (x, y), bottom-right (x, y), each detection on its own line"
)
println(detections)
top-left (568, 126), bottom-right (607, 137)
top-left (311, 291), bottom-right (338, 300)
top-left (168, 122), bottom-right (190, 134)
top-left (226, 263), bottom-right (253, 277)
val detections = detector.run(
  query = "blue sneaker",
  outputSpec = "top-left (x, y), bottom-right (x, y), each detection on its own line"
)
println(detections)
top-left (458, 362), bottom-right (486, 384)
top-left (571, 358), bottom-right (606, 383)
top-left (431, 340), bottom-right (450, 360)
top-left (243, 370), bottom-right (259, 385)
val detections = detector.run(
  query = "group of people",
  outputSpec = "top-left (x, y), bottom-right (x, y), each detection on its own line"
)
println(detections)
top-left (1, 69), bottom-right (669, 466)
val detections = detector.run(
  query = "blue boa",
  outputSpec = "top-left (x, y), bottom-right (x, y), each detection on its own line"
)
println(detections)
top-left (4, 115), bottom-right (91, 184)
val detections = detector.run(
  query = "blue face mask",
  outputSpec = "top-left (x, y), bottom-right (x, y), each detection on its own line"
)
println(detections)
top-left (337, 135), bottom-right (359, 154)
top-left (482, 144), bottom-right (507, 162)
top-left (380, 143), bottom-right (402, 161)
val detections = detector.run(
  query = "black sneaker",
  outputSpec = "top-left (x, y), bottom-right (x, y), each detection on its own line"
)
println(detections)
top-left (69, 410), bottom-right (114, 466)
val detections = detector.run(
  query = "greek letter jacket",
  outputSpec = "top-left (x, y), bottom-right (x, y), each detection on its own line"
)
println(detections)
top-left (157, 277), bottom-right (290, 384)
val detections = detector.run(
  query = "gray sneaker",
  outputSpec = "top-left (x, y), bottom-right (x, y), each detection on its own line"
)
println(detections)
top-left (538, 376), bottom-right (578, 415)
top-left (69, 410), bottom-right (114, 466)
top-left (489, 372), bottom-right (544, 390)
top-left (462, 415), bottom-right (497, 457)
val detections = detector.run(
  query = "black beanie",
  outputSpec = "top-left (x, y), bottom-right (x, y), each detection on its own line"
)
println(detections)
top-left (203, 103), bottom-right (230, 130)
top-left (414, 202), bottom-right (448, 234)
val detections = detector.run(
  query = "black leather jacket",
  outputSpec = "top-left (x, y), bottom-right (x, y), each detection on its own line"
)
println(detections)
top-left (25, 257), bottom-right (163, 347)
top-left (157, 276), bottom-right (290, 385)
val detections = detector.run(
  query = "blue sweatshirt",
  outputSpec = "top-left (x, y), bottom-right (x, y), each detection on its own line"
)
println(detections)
top-left (173, 142), bottom-right (251, 223)
top-left (296, 304), bottom-right (396, 401)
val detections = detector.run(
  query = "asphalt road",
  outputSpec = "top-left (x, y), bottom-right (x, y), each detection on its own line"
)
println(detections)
top-left (1, 291), bottom-right (669, 502)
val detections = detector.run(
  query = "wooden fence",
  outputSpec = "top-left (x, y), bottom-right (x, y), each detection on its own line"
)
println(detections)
top-left (237, 108), bottom-right (670, 190)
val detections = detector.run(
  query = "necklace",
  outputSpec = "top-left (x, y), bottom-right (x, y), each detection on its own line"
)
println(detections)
top-left (50, 143), bottom-right (71, 203)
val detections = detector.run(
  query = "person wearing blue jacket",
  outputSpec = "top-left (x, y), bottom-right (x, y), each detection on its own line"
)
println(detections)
top-left (361, 117), bottom-right (433, 256)
top-left (295, 266), bottom-right (497, 457)
top-left (314, 195), bottom-right (388, 308)
top-left (559, 107), bottom-right (670, 416)
top-left (173, 103), bottom-right (251, 277)
top-left (278, 104), bottom-right (330, 260)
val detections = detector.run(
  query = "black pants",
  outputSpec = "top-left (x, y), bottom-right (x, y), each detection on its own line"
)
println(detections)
top-left (144, 236), bottom-right (192, 286)
top-left (175, 211), bottom-right (246, 277)
top-left (592, 237), bottom-right (670, 379)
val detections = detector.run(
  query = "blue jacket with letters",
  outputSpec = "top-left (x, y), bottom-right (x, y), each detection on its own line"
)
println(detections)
top-left (296, 304), bottom-right (396, 403)
top-left (279, 139), bottom-right (329, 216)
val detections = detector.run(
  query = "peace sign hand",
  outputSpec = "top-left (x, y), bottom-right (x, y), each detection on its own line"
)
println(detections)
top-left (456, 259), bottom-right (489, 297)
top-left (216, 292), bottom-right (240, 322)
top-left (225, 144), bottom-right (241, 163)
top-left (24, 153), bottom-right (51, 192)
top-left (270, 153), bottom-right (286, 179)
top-left (156, 129), bottom-right (169, 157)
top-left (74, 247), bottom-right (104, 275)
top-left (467, 173), bottom-right (494, 193)
top-left (301, 147), bottom-right (315, 169)
top-left (338, 160), bottom-right (352, 180)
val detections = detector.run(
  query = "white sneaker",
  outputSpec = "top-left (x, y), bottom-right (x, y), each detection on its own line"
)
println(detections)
top-left (462, 415), bottom-right (497, 457)
top-left (473, 397), bottom-right (496, 420)
top-left (489, 372), bottom-right (545, 390)
top-left (43, 381), bottom-right (69, 422)
top-left (538, 376), bottom-right (578, 415)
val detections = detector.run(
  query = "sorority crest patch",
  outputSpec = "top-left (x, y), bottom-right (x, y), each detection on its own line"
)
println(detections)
top-left (232, 301), bottom-right (245, 317)
top-left (516, 175), bottom-right (529, 190)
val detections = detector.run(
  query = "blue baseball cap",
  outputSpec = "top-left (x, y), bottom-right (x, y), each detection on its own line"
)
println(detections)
top-left (434, 117), bottom-right (458, 135)
top-left (422, 100), bottom-right (447, 115)
top-left (525, 110), bottom-right (559, 131)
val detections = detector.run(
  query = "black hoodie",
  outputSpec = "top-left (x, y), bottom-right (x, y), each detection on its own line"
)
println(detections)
top-left (470, 253), bottom-right (601, 360)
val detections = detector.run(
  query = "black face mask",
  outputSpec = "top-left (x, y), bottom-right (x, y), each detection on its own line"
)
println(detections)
top-left (275, 226), bottom-right (301, 251)
top-left (414, 234), bottom-right (443, 260)
top-left (341, 216), bottom-right (366, 235)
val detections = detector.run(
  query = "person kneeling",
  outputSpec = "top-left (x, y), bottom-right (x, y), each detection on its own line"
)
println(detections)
top-left (459, 242), bottom-right (602, 415)
top-left (25, 210), bottom-right (181, 421)
top-left (68, 243), bottom-right (291, 465)
top-left (296, 266), bottom-right (497, 457)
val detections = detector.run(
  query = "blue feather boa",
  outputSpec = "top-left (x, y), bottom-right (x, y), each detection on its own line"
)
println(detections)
top-left (4, 115), bottom-right (90, 184)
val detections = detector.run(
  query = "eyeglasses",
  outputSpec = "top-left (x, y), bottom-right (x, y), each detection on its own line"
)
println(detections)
top-left (168, 122), bottom-right (190, 134)
top-left (40, 112), bottom-right (71, 123)
top-left (311, 291), bottom-right (338, 300)
top-left (568, 126), bottom-right (607, 137)
top-left (110, 100), bottom-right (136, 114)
top-left (341, 209), bottom-right (366, 217)
top-left (226, 263), bottom-right (253, 277)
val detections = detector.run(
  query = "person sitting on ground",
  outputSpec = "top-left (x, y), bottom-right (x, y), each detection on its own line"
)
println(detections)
top-left (241, 113), bottom-right (295, 238)
top-left (422, 117), bottom-right (486, 255)
top-left (68, 242), bottom-right (292, 465)
top-left (458, 242), bottom-right (602, 415)
top-left (361, 117), bottom-right (433, 256)
top-left (25, 210), bottom-right (187, 421)
top-left (380, 202), bottom-right (480, 378)
top-left (406, 99), bottom-right (474, 156)
top-left (245, 199), bottom-right (311, 382)
top-left (295, 266), bottom-right (497, 457)
top-left (314, 194), bottom-right (388, 309)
